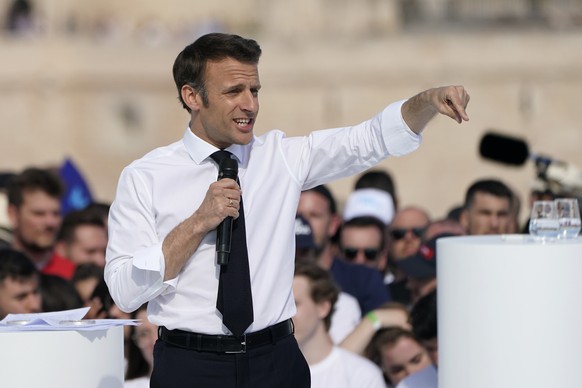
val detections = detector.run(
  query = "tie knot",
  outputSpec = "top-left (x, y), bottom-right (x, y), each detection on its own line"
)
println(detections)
top-left (210, 150), bottom-right (233, 165)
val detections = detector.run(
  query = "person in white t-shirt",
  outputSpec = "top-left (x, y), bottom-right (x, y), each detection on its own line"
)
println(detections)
top-left (295, 214), bottom-right (361, 344)
top-left (293, 262), bottom-right (387, 388)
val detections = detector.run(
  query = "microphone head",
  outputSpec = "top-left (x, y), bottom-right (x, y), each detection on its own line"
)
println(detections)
top-left (479, 131), bottom-right (529, 166)
top-left (218, 157), bottom-right (238, 180)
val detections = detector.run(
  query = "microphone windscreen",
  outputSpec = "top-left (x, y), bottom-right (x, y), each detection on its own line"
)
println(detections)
top-left (479, 132), bottom-right (529, 166)
top-left (219, 158), bottom-right (238, 180)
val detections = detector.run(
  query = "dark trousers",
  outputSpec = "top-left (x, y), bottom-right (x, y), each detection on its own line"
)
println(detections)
top-left (150, 334), bottom-right (311, 388)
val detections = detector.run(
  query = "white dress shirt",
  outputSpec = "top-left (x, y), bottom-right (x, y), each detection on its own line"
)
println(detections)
top-left (105, 100), bottom-right (420, 334)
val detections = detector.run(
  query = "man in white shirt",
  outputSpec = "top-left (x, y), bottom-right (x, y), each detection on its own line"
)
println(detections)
top-left (294, 262), bottom-right (387, 388)
top-left (104, 32), bottom-right (470, 388)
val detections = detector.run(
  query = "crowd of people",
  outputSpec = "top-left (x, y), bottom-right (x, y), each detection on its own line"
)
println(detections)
top-left (0, 160), bottom-right (524, 387)
top-left (292, 169), bottom-right (520, 387)
top-left (0, 167), bottom-right (151, 387)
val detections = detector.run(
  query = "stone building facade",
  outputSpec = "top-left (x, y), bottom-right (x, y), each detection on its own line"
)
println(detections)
top-left (1, 0), bottom-right (582, 223)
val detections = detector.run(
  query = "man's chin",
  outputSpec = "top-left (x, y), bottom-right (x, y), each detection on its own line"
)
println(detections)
top-left (21, 240), bottom-right (54, 254)
top-left (236, 132), bottom-right (254, 145)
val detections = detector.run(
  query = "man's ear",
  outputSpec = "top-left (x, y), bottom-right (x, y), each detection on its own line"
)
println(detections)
top-left (317, 300), bottom-right (332, 321)
top-left (328, 214), bottom-right (342, 238)
top-left (181, 85), bottom-right (203, 112)
top-left (7, 204), bottom-right (18, 229)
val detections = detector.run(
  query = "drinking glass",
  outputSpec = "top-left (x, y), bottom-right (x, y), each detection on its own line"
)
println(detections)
top-left (555, 198), bottom-right (581, 239)
top-left (529, 200), bottom-right (560, 241)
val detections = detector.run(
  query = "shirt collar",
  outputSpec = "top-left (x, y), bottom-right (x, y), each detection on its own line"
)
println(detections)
top-left (182, 126), bottom-right (249, 166)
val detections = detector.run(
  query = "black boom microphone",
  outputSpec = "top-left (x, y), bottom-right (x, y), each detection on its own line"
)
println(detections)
top-left (216, 157), bottom-right (238, 266)
top-left (479, 131), bottom-right (530, 166)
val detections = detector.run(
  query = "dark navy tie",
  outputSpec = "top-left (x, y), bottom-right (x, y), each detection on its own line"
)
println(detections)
top-left (210, 150), bottom-right (254, 336)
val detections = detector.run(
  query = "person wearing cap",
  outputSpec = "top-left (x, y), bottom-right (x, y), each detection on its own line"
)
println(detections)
top-left (295, 214), bottom-right (361, 344)
top-left (342, 188), bottom-right (395, 227)
top-left (386, 206), bottom-right (431, 305)
top-left (298, 185), bottom-right (392, 314)
top-left (354, 169), bottom-right (399, 211)
top-left (295, 214), bottom-right (319, 263)
top-left (396, 233), bottom-right (454, 304)
top-left (388, 207), bottom-right (431, 264)
top-left (339, 188), bottom-right (394, 272)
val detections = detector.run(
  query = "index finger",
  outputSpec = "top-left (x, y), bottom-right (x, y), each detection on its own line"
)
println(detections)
top-left (445, 87), bottom-right (470, 123)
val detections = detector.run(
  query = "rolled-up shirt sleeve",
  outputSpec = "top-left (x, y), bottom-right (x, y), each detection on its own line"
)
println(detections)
top-left (104, 166), bottom-right (177, 313)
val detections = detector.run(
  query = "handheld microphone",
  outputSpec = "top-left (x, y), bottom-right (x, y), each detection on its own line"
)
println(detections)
top-left (216, 157), bottom-right (238, 266)
top-left (479, 131), bottom-right (530, 166)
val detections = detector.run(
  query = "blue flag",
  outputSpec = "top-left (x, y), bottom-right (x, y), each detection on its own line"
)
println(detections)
top-left (59, 158), bottom-right (93, 215)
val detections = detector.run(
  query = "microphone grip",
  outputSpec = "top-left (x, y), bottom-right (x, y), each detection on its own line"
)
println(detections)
top-left (216, 216), bottom-right (233, 266)
top-left (215, 157), bottom-right (238, 266)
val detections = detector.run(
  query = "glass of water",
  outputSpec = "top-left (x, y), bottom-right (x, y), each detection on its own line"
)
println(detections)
top-left (555, 198), bottom-right (581, 239)
top-left (529, 200), bottom-right (560, 241)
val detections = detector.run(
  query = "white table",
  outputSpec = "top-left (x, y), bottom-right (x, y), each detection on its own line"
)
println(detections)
top-left (438, 235), bottom-right (582, 388)
top-left (0, 326), bottom-right (124, 388)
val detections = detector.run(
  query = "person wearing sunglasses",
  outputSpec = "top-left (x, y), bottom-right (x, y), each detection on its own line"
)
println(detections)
top-left (339, 216), bottom-right (387, 272)
top-left (385, 207), bottom-right (430, 306)
top-left (387, 207), bottom-right (430, 263)
top-left (298, 186), bottom-right (392, 315)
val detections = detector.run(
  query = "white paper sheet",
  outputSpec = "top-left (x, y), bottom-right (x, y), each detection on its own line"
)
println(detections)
top-left (0, 307), bottom-right (140, 331)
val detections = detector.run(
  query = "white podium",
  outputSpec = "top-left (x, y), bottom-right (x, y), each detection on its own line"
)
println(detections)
top-left (438, 235), bottom-right (582, 388)
top-left (0, 326), bottom-right (124, 388)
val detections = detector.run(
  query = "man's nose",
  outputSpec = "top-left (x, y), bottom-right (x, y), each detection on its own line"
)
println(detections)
top-left (26, 294), bottom-right (42, 313)
top-left (45, 214), bottom-right (62, 228)
top-left (240, 91), bottom-right (257, 112)
top-left (355, 251), bottom-right (367, 264)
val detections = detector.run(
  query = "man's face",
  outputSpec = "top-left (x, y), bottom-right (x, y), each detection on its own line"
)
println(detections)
top-left (297, 192), bottom-right (339, 249)
top-left (380, 336), bottom-right (432, 385)
top-left (190, 58), bottom-right (260, 149)
top-left (63, 225), bottom-right (108, 267)
top-left (0, 276), bottom-right (41, 319)
top-left (8, 190), bottom-right (61, 253)
top-left (292, 275), bottom-right (327, 348)
top-left (340, 225), bottom-right (385, 271)
top-left (461, 192), bottom-right (511, 235)
top-left (388, 208), bottom-right (430, 262)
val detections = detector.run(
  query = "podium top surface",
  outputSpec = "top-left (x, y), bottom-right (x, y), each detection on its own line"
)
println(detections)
top-left (437, 234), bottom-right (582, 247)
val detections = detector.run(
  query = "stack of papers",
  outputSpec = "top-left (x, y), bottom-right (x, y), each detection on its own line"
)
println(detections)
top-left (0, 307), bottom-right (140, 332)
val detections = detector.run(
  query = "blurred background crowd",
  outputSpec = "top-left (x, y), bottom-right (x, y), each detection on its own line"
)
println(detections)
top-left (1, 0), bottom-right (582, 387)
top-left (0, 164), bottom-right (569, 387)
